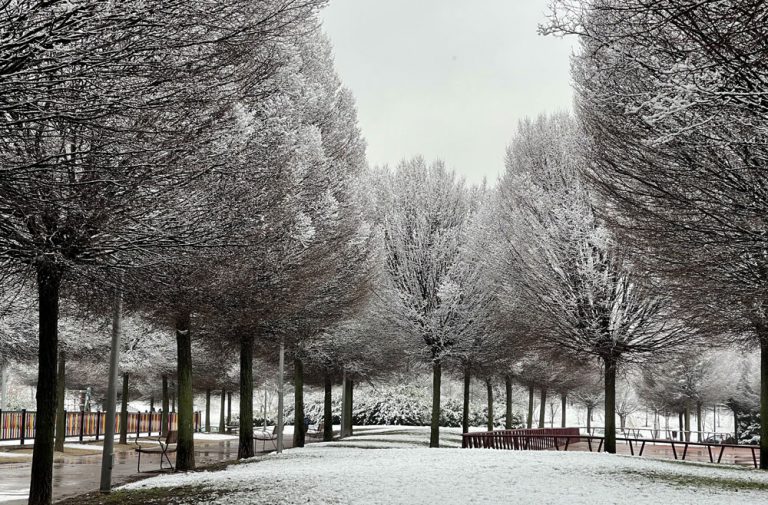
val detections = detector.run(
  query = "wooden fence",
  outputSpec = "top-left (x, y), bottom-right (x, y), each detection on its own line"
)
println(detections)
top-left (0, 409), bottom-right (202, 444)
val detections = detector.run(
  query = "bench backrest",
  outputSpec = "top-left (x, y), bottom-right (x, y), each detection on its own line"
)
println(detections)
top-left (166, 430), bottom-right (178, 444)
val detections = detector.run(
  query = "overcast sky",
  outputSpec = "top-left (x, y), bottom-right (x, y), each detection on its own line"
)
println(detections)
top-left (320, 0), bottom-right (575, 184)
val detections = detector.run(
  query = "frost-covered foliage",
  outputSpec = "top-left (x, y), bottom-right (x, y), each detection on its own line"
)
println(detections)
top-left (492, 113), bottom-right (686, 451)
top-left (545, 0), bottom-right (768, 462)
top-left (287, 384), bottom-right (523, 428)
top-left (373, 159), bottom-right (472, 363)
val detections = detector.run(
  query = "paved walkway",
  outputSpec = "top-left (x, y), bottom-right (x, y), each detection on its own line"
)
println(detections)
top-left (0, 433), bottom-right (298, 504)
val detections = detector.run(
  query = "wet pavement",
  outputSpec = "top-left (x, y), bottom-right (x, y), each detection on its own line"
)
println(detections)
top-left (0, 434), bottom-right (296, 504)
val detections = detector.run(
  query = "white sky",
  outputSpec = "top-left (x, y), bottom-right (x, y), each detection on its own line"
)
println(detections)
top-left (320, 0), bottom-right (575, 185)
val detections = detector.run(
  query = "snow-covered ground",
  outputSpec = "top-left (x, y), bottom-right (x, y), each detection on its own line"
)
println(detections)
top-left (122, 425), bottom-right (768, 504)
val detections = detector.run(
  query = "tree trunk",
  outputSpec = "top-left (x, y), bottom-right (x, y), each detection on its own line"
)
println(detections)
top-left (238, 333), bottom-right (254, 459)
top-left (293, 356), bottom-right (305, 448)
top-left (276, 338), bottom-right (284, 453)
top-left (561, 393), bottom-right (567, 428)
top-left (323, 373), bottom-right (333, 442)
top-left (684, 404), bottom-right (691, 442)
top-left (172, 392), bottom-right (176, 413)
top-left (175, 315), bottom-right (195, 470)
top-left (505, 376), bottom-right (513, 430)
top-left (462, 368), bottom-right (470, 434)
top-left (696, 401), bottom-right (703, 442)
top-left (29, 263), bottom-right (62, 505)
top-left (204, 389), bottom-right (211, 433)
top-left (760, 333), bottom-right (768, 469)
top-left (340, 372), bottom-right (347, 438)
top-left (678, 411), bottom-right (684, 440)
top-left (0, 360), bottom-right (8, 409)
top-left (219, 389), bottom-right (225, 434)
top-left (161, 375), bottom-right (169, 436)
top-left (227, 391), bottom-right (232, 426)
top-left (486, 378), bottom-right (494, 431)
top-left (54, 351), bottom-right (66, 452)
top-left (430, 360), bottom-right (441, 448)
top-left (119, 373), bottom-right (129, 444)
top-left (620, 414), bottom-right (626, 431)
top-left (538, 388), bottom-right (547, 429)
top-left (603, 358), bottom-right (617, 453)
top-left (733, 408), bottom-right (738, 442)
top-left (344, 379), bottom-right (354, 436)
top-left (527, 385), bottom-right (534, 429)
top-left (587, 406), bottom-right (592, 433)
top-left (150, 395), bottom-right (155, 413)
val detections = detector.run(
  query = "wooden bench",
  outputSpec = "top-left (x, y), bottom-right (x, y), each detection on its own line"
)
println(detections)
top-left (135, 430), bottom-right (177, 472)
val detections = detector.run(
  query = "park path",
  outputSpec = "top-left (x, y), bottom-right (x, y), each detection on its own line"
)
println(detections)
top-left (0, 433), bottom-right (297, 504)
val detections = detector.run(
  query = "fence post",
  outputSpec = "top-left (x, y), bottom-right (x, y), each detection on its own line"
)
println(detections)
top-left (95, 411), bottom-right (101, 441)
top-left (79, 410), bottom-right (85, 442)
top-left (20, 409), bottom-right (26, 445)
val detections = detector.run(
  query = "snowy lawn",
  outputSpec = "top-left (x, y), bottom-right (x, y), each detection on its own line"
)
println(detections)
top-left (109, 426), bottom-right (768, 505)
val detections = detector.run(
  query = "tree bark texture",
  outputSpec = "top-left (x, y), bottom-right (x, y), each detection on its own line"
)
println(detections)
top-left (161, 375), bottom-right (169, 436)
top-left (227, 391), bottom-right (232, 426)
top-left (54, 351), bottom-right (66, 452)
top-left (175, 315), bottom-right (195, 470)
top-left (29, 264), bottom-right (62, 505)
top-left (462, 368), bottom-right (471, 434)
top-left (505, 376), bottom-right (513, 430)
top-left (538, 388), bottom-right (547, 429)
top-left (344, 378), bottom-right (354, 436)
top-left (238, 333), bottom-right (254, 459)
top-left (430, 360), bottom-right (441, 448)
top-left (293, 357), bottom-right (305, 448)
top-left (219, 389), bottom-right (225, 434)
top-left (204, 389), bottom-right (211, 433)
top-left (604, 359), bottom-right (617, 453)
top-left (323, 373), bottom-right (333, 442)
top-left (486, 378), bottom-right (494, 431)
top-left (119, 373), bottom-right (129, 444)
top-left (696, 402), bottom-right (703, 442)
top-left (560, 393), bottom-right (567, 428)
top-left (761, 333), bottom-right (768, 469)
top-left (527, 385), bottom-right (534, 429)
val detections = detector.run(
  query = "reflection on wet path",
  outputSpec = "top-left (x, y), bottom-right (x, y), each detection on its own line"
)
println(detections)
top-left (0, 436), bottom-right (292, 504)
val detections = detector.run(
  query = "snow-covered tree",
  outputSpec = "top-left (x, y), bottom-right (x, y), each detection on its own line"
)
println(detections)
top-left (374, 159), bottom-right (472, 447)
top-left (544, 0), bottom-right (768, 466)
top-left (496, 113), bottom-right (684, 452)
